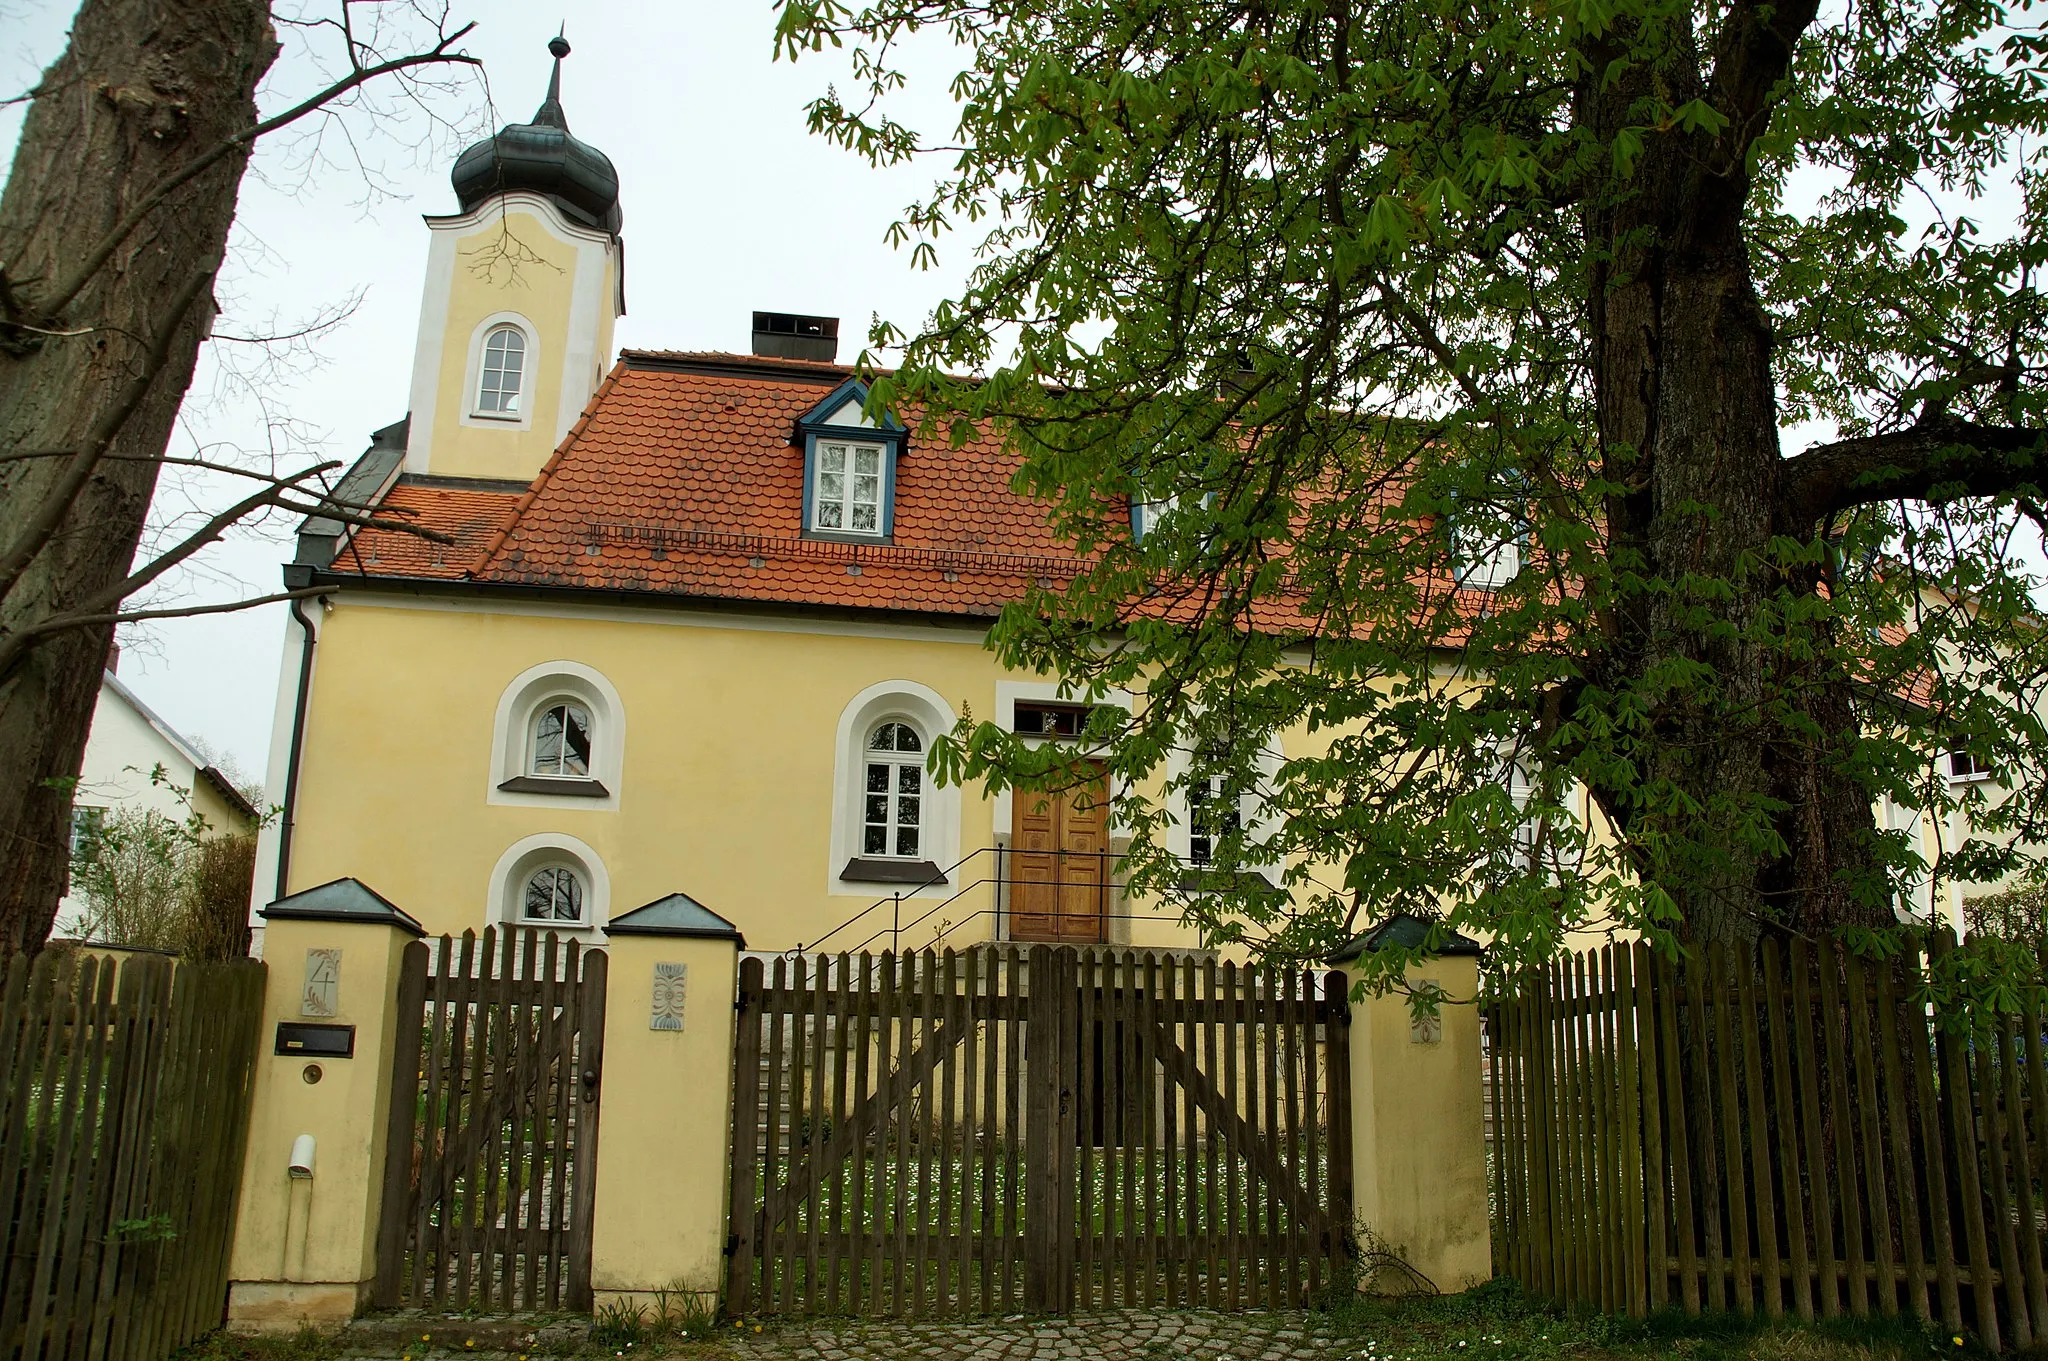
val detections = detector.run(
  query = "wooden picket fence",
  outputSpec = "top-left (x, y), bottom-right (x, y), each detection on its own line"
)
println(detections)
top-left (1490, 932), bottom-right (2048, 1349)
top-left (0, 948), bottom-right (266, 1361)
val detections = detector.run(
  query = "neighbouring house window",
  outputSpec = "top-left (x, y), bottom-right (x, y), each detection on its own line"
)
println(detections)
top-left (864, 721), bottom-right (924, 858)
top-left (1948, 748), bottom-right (1994, 781)
top-left (530, 700), bottom-right (593, 779)
top-left (1187, 775), bottom-right (1242, 867)
top-left (477, 325), bottom-right (526, 415)
top-left (69, 806), bottom-right (106, 861)
top-left (523, 865), bottom-right (585, 922)
top-left (813, 442), bottom-right (884, 535)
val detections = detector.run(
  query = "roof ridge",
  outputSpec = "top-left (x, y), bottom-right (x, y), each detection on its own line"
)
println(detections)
top-left (468, 359), bottom-right (627, 576)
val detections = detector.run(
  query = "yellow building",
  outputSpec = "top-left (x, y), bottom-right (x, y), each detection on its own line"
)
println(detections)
top-left (252, 45), bottom-right (1237, 959)
top-left (255, 43), bottom-right (2021, 963)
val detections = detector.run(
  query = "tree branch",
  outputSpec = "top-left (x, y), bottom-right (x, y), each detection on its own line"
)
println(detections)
top-left (35, 24), bottom-right (479, 322)
top-left (0, 269), bottom-right (214, 607)
top-left (1776, 417), bottom-right (2048, 527)
top-left (0, 588), bottom-right (335, 683)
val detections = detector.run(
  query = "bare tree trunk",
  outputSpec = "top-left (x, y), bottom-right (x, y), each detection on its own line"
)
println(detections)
top-left (0, 0), bottom-right (278, 959)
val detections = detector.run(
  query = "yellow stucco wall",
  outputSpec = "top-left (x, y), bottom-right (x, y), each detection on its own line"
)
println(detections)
top-left (1345, 954), bottom-right (1493, 1292)
top-left (590, 933), bottom-right (738, 1303)
top-left (285, 596), bottom-right (1210, 953)
top-left (426, 208), bottom-right (586, 482)
top-left (229, 916), bottom-right (412, 1327)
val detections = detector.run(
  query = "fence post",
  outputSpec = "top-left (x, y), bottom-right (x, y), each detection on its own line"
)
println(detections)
top-left (589, 894), bottom-right (746, 1312)
top-left (224, 878), bottom-right (427, 1330)
top-left (1332, 913), bottom-right (1493, 1294)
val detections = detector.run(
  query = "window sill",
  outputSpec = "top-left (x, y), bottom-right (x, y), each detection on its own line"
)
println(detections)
top-left (803, 528), bottom-right (893, 546)
top-left (469, 409), bottom-right (523, 423)
top-left (840, 857), bottom-right (948, 887)
top-left (497, 775), bottom-right (611, 798)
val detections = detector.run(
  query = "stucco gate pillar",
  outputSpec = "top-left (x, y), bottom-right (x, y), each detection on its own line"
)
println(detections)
top-left (1333, 913), bottom-right (1493, 1294)
top-left (588, 892), bottom-right (746, 1310)
top-left (226, 878), bottom-right (426, 1329)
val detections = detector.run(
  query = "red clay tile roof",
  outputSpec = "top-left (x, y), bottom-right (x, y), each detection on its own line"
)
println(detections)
top-left (337, 352), bottom-right (1085, 617)
top-left (334, 482), bottom-right (523, 580)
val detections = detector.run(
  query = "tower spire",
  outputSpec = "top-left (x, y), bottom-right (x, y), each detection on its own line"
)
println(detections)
top-left (533, 32), bottom-right (571, 131)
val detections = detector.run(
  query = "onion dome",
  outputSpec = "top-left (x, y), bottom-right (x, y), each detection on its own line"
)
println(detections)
top-left (450, 36), bottom-right (622, 235)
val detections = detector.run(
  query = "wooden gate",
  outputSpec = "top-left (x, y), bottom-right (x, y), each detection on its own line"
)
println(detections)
top-left (373, 927), bottom-right (608, 1311)
top-left (726, 944), bottom-right (1352, 1317)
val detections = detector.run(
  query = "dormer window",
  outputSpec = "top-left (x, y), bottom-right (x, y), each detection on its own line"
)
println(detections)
top-left (813, 441), bottom-right (884, 534)
top-left (477, 324), bottom-right (527, 416)
top-left (795, 377), bottom-right (908, 542)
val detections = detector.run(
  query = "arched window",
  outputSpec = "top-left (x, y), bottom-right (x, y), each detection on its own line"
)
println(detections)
top-left (529, 699), bottom-right (593, 779)
top-left (863, 721), bottom-right (924, 858)
top-left (522, 863), bottom-right (585, 923)
top-left (477, 324), bottom-right (526, 415)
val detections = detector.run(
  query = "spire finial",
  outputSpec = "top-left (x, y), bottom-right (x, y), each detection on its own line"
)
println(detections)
top-left (534, 31), bottom-right (572, 131)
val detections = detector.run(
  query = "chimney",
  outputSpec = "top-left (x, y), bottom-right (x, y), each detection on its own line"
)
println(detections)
top-left (751, 311), bottom-right (839, 364)
top-left (105, 640), bottom-right (120, 675)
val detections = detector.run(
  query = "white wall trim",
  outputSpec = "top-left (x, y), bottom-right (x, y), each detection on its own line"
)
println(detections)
top-left (486, 659), bottom-right (626, 812)
top-left (487, 831), bottom-right (611, 940)
top-left (827, 680), bottom-right (963, 901)
top-left (249, 600), bottom-right (323, 947)
top-left (457, 311), bottom-right (540, 432)
top-left (988, 680), bottom-right (1135, 835)
top-left (404, 190), bottom-right (619, 474)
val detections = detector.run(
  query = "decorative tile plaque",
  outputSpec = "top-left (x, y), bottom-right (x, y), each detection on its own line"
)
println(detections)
top-left (1410, 977), bottom-right (1442, 1045)
top-left (302, 948), bottom-right (341, 1018)
top-left (651, 962), bottom-right (687, 1031)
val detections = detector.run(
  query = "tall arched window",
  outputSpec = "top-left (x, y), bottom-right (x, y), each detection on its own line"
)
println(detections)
top-left (477, 324), bottom-right (526, 415)
top-left (522, 863), bottom-right (585, 922)
top-left (529, 699), bottom-right (593, 779)
top-left (863, 721), bottom-right (924, 858)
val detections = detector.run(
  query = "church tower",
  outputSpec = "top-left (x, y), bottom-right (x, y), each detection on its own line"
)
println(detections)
top-left (402, 37), bottom-right (625, 481)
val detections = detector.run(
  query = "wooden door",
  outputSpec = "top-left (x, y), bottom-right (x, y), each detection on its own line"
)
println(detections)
top-left (1010, 765), bottom-right (1109, 943)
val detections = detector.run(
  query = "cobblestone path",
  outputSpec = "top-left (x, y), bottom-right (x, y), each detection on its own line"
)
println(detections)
top-left (722, 1310), bottom-right (1373, 1361)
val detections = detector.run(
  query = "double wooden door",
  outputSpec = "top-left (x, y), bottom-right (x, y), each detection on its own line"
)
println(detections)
top-left (1010, 764), bottom-right (1109, 943)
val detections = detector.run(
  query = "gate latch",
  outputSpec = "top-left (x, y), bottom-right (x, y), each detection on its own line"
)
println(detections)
top-left (582, 1067), bottom-right (601, 1101)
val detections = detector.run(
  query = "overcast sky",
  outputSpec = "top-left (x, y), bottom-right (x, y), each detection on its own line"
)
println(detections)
top-left (1, 1), bottom-right (974, 787)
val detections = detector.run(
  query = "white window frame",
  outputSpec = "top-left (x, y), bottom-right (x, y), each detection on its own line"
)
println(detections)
top-left (528, 698), bottom-right (596, 779)
top-left (520, 862), bottom-right (587, 924)
top-left (860, 721), bottom-right (928, 860)
top-left (811, 440), bottom-right (888, 537)
top-left (828, 682), bottom-right (965, 898)
top-left (1450, 505), bottom-right (1524, 590)
top-left (460, 312), bottom-right (539, 431)
top-left (475, 324), bottom-right (528, 417)
top-left (488, 832), bottom-right (610, 937)
top-left (1946, 748), bottom-right (1994, 783)
top-left (488, 660), bottom-right (626, 811)
top-left (1161, 731), bottom-right (1284, 883)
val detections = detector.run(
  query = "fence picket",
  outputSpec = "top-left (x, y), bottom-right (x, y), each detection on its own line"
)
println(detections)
top-left (1762, 942), bottom-right (1813, 1321)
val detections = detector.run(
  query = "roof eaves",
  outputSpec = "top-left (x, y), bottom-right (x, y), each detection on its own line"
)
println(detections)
top-left (100, 670), bottom-right (210, 775)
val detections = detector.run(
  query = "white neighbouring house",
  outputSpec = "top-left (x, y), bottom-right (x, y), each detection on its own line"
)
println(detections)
top-left (59, 667), bottom-right (261, 932)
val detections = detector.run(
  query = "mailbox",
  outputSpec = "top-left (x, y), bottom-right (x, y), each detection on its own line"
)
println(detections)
top-left (275, 1022), bottom-right (355, 1059)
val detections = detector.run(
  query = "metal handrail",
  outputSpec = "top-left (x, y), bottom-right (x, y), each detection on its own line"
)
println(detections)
top-left (797, 844), bottom-right (1138, 957)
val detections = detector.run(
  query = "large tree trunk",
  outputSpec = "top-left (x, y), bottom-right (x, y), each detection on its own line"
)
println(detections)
top-left (1581, 46), bottom-right (1897, 949)
top-left (0, 0), bottom-right (278, 959)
